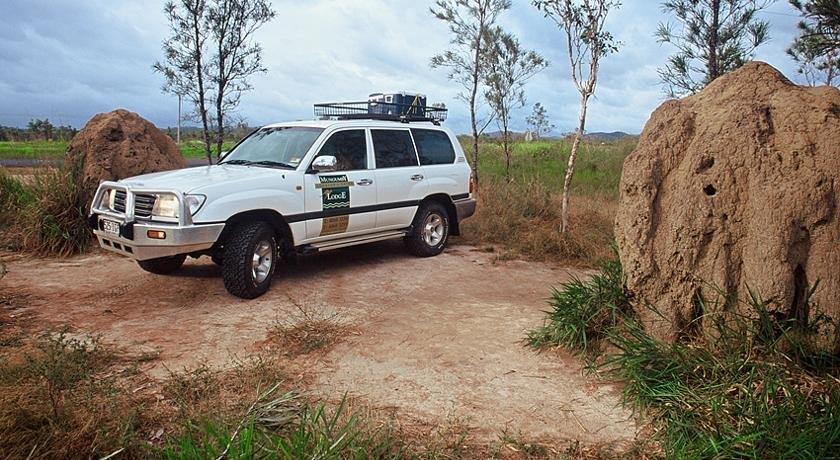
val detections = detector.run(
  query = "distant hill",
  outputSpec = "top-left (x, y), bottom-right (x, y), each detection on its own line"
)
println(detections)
top-left (478, 130), bottom-right (637, 141)
top-left (582, 131), bottom-right (636, 141)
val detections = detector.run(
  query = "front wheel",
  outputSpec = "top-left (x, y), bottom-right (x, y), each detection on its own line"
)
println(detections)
top-left (137, 254), bottom-right (186, 275)
top-left (221, 221), bottom-right (278, 299)
top-left (405, 202), bottom-right (450, 257)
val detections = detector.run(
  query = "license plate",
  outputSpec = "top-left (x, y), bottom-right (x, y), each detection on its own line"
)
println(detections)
top-left (102, 219), bottom-right (120, 236)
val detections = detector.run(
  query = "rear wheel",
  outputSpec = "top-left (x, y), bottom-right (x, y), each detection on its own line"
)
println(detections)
top-left (137, 254), bottom-right (186, 275)
top-left (405, 202), bottom-right (450, 257)
top-left (221, 221), bottom-right (278, 299)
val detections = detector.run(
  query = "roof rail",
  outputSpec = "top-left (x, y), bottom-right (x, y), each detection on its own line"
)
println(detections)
top-left (314, 101), bottom-right (447, 124)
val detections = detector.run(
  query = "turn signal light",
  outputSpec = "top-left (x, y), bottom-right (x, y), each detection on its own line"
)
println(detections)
top-left (147, 230), bottom-right (166, 240)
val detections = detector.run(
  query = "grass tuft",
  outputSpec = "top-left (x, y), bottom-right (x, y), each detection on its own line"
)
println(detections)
top-left (529, 261), bottom-right (840, 459)
top-left (0, 163), bottom-right (90, 256)
top-left (527, 259), bottom-right (627, 352)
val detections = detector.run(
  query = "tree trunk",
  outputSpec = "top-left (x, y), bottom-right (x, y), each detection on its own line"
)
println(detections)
top-left (469, 38), bottom-right (482, 184)
top-left (708, 0), bottom-right (720, 82)
top-left (560, 93), bottom-right (590, 234)
top-left (192, 13), bottom-right (212, 165)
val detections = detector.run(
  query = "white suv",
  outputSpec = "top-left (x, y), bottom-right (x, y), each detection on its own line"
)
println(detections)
top-left (88, 118), bottom-right (475, 298)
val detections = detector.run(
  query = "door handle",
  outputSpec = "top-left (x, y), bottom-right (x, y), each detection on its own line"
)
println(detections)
top-left (357, 178), bottom-right (373, 186)
top-left (410, 174), bottom-right (424, 181)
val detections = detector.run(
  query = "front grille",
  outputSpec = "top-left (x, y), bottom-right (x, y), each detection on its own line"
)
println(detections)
top-left (113, 190), bottom-right (127, 213)
top-left (111, 190), bottom-right (156, 218)
top-left (133, 193), bottom-right (157, 218)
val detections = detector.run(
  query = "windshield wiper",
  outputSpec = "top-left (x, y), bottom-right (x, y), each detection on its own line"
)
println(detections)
top-left (220, 159), bottom-right (295, 169)
top-left (247, 160), bottom-right (296, 169)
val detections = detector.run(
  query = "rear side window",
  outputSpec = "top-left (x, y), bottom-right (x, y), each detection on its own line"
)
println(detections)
top-left (314, 129), bottom-right (367, 171)
top-left (371, 130), bottom-right (418, 168)
top-left (411, 129), bottom-right (455, 165)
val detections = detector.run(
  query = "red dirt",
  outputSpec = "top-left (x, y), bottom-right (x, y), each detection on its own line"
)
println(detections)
top-left (0, 242), bottom-right (637, 446)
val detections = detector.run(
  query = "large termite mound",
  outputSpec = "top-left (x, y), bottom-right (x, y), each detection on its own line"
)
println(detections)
top-left (66, 109), bottom-right (186, 205)
top-left (615, 62), bottom-right (840, 349)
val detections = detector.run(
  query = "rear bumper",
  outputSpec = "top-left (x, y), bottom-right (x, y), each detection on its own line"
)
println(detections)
top-left (90, 213), bottom-right (224, 261)
top-left (454, 197), bottom-right (476, 221)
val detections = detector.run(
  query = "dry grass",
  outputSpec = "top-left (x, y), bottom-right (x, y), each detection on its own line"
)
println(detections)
top-left (265, 304), bottom-right (353, 357)
top-left (461, 179), bottom-right (617, 266)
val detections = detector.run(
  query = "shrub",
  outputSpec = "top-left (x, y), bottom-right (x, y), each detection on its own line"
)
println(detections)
top-left (0, 162), bottom-right (90, 256)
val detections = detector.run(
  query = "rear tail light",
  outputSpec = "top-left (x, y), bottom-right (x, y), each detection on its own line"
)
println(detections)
top-left (469, 172), bottom-right (476, 194)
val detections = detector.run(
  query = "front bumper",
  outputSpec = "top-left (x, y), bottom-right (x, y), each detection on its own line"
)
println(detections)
top-left (454, 197), bottom-right (476, 221)
top-left (88, 181), bottom-right (224, 261)
top-left (90, 215), bottom-right (224, 261)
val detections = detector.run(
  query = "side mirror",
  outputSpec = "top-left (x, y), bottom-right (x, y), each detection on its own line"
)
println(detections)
top-left (311, 155), bottom-right (337, 173)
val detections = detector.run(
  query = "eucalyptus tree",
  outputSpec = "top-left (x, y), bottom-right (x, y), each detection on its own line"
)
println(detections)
top-left (484, 30), bottom-right (547, 180)
top-left (534, 0), bottom-right (620, 233)
top-left (431, 0), bottom-right (511, 183)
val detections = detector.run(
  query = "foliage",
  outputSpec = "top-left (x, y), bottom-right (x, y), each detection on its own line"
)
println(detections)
top-left (529, 261), bottom-right (840, 459)
top-left (532, 0), bottom-right (621, 234)
top-left (154, 0), bottom-right (215, 162)
top-left (430, 0), bottom-right (512, 183)
top-left (206, 0), bottom-right (275, 157)
top-left (154, 0), bottom-right (273, 163)
top-left (656, 0), bottom-right (773, 96)
top-left (525, 102), bottom-right (555, 139)
top-left (789, 0), bottom-right (840, 86)
top-left (483, 31), bottom-right (547, 180)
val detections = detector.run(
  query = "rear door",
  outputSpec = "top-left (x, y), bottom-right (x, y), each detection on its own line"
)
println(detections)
top-left (371, 128), bottom-right (428, 229)
top-left (412, 128), bottom-right (465, 197)
top-left (303, 129), bottom-right (377, 241)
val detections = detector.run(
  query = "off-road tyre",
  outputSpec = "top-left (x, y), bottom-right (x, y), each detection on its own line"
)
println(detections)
top-left (405, 201), bottom-right (450, 257)
top-left (221, 221), bottom-right (278, 299)
top-left (137, 254), bottom-right (186, 275)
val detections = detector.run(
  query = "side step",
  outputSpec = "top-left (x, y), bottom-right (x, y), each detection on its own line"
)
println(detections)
top-left (298, 229), bottom-right (409, 255)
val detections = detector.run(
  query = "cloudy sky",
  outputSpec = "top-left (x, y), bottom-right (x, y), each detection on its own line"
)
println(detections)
top-left (0, 0), bottom-right (806, 135)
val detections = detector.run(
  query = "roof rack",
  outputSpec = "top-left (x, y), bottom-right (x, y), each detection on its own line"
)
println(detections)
top-left (314, 101), bottom-right (447, 124)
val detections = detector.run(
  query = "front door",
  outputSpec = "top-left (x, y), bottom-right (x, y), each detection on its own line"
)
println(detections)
top-left (303, 129), bottom-right (377, 241)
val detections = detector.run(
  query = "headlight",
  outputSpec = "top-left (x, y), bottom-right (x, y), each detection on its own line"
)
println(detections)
top-left (97, 188), bottom-right (116, 211)
top-left (185, 194), bottom-right (206, 215)
top-left (152, 194), bottom-right (180, 218)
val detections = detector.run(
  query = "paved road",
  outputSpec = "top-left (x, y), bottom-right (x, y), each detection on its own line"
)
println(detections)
top-left (1, 158), bottom-right (209, 168)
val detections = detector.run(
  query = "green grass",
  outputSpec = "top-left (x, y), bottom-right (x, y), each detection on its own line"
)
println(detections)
top-left (0, 139), bottom-right (236, 160)
top-left (469, 138), bottom-right (634, 197)
top-left (0, 140), bottom-right (69, 159)
top-left (164, 392), bottom-right (409, 459)
top-left (529, 261), bottom-right (840, 459)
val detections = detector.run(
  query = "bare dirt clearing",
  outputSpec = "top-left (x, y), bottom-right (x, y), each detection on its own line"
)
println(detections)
top-left (0, 242), bottom-right (637, 447)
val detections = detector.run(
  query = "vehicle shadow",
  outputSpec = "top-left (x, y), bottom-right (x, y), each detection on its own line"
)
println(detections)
top-left (170, 240), bottom-right (414, 281)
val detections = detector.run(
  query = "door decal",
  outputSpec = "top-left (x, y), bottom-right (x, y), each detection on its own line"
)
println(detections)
top-left (317, 175), bottom-right (353, 235)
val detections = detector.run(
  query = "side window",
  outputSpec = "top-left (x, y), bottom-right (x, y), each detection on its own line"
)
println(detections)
top-left (371, 130), bottom-right (419, 168)
top-left (411, 129), bottom-right (456, 165)
top-left (313, 130), bottom-right (367, 171)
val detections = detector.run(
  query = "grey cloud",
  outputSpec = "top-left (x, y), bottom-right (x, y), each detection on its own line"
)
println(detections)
top-left (0, 0), bottom-right (812, 134)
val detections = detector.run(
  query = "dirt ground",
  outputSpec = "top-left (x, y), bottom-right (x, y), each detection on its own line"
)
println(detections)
top-left (0, 242), bottom-right (638, 447)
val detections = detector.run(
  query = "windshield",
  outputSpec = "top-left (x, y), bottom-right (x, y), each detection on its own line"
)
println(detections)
top-left (221, 127), bottom-right (324, 168)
